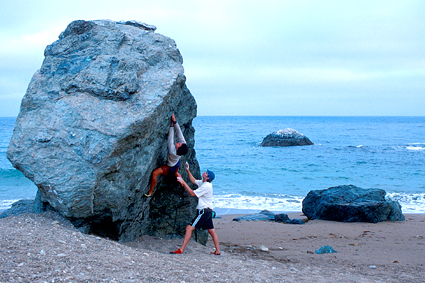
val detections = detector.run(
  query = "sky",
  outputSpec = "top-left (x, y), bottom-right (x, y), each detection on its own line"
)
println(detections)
top-left (1, 0), bottom-right (424, 117)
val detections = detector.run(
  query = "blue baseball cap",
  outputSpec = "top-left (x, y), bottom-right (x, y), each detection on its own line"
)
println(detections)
top-left (207, 169), bottom-right (215, 182)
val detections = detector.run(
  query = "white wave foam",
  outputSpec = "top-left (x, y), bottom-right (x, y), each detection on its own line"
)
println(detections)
top-left (386, 193), bottom-right (425, 213)
top-left (213, 193), bottom-right (425, 214)
top-left (213, 194), bottom-right (303, 212)
top-left (405, 146), bottom-right (425, 151)
top-left (3, 194), bottom-right (423, 215)
top-left (0, 199), bottom-right (20, 210)
top-left (398, 143), bottom-right (425, 152)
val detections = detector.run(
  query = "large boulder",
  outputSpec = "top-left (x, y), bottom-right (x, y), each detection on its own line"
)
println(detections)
top-left (7, 20), bottom-right (204, 242)
top-left (260, 128), bottom-right (313, 147)
top-left (302, 185), bottom-right (405, 223)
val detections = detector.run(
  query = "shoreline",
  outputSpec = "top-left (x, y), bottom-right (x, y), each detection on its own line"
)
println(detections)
top-left (3, 191), bottom-right (425, 215)
top-left (2, 205), bottom-right (425, 215)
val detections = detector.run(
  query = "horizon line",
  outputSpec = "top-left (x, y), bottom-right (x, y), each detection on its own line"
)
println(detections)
top-left (1, 115), bottom-right (425, 119)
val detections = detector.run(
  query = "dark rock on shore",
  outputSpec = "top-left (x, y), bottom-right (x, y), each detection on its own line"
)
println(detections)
top-left (0, 200), bottom-right (34, 219)
top-left (260, 128), bottom-right (313, 147)
top-left (274, 213), bottom-right (306, 224)
top-left (302, 185), bottom-right (405, 223)
top-left (233, 210), bottom-right (305, 224)
top-left (7, 19), bottom-right (204, 242)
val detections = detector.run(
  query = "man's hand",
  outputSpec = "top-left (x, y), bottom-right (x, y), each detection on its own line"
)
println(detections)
top-left (185, 162), bottom-right (190, 171)
top-left (171, 114), bottom-right (176, 123)
top-left (177, 177), bottom-right (185, 185)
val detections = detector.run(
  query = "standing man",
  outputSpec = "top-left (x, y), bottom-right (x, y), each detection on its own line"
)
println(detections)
top-left (171, 163), bottom-right (220, 255)
top-left (144, 114), bottom-right (188, 197)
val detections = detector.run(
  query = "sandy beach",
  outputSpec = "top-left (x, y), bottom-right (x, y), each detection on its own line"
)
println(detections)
top-left (1, 211), bottom-right (424, 282)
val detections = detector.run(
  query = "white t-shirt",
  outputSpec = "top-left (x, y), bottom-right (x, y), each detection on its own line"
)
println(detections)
top-left (194, 180), bottom-right (213, 210)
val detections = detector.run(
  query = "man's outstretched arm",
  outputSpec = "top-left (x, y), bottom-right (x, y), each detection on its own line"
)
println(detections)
top-left (172, 114), bottom-right (186, 144)
top-left (185, 162), bottom-right (197, 185)
top-left (168, 115), bottom-right (176, 154)
top-left (177, 177), bottom-right (196, 197)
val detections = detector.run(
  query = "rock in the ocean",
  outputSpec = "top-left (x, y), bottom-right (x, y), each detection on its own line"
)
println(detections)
top-left (7, 19), bottom-right (203, 242)
top-left (302, 185), bottom-right (405, 223)
top-left (260, 128), bottom-right (313, 147)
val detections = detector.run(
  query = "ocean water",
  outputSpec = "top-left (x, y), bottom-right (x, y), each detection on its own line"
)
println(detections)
top-left (1, 116), bottom-right (424, 213)
top-left (0, 117), bottom-right (38, 210)
top-left (192, 116), bottom-right (425, 214)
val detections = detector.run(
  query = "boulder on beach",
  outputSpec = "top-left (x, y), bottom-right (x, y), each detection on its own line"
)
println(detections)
top-left (302, 185), bottom-right (405, 223)
top-left (7, 19), bottom-right (205, 242)
top-left (260, 128), bottom-right (313, 147)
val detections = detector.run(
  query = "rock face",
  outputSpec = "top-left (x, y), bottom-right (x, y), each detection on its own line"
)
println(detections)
top-left (302, 185), bottom-right (405, 223)
top-left (260, 128), bottom-right (313, 147)
top-left (7, 20), bottom-right (204, 242)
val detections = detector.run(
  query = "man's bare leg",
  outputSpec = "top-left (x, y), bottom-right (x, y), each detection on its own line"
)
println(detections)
top-left (145, 167), bottom-right (164, 197)
top-left (208, 228), bottom-right (220, 255)
top-left (171, 225), bottom-right (195, 254)
top-left (180, 225), bottom-right (195, 252)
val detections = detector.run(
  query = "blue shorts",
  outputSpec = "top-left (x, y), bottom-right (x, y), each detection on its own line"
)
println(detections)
top-left (161, 160), bottom-right (180, 175)
top-left (191, 208), bottom-right (214, 230)
top-left (169, 160), bottom-right (180, 172)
